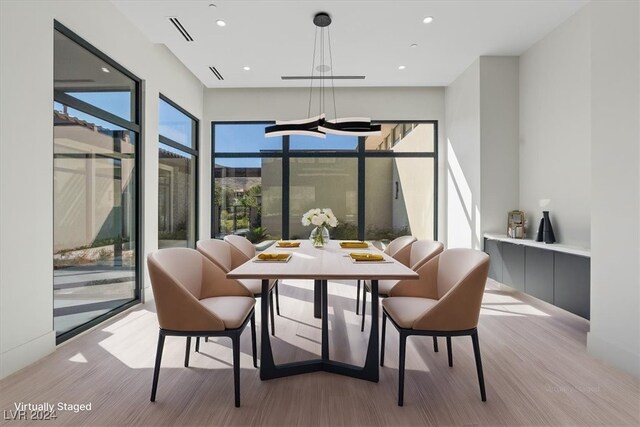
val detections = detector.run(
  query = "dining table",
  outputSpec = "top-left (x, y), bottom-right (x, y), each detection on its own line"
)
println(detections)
top-left (227, 239), bottom-right (418, 382)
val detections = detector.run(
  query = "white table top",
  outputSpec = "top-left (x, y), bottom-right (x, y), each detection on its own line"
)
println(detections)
top-left (484, 233), bottom-right (590, 257)
top-left (227, 240), bottom-right (419, 280)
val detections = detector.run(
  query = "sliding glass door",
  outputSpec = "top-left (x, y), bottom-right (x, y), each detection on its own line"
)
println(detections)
top-left (53, 22), bottom-right (141, 342)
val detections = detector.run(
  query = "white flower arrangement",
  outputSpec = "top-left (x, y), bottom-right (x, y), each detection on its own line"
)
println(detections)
top-left (301, 208), bottom-right (339, 228)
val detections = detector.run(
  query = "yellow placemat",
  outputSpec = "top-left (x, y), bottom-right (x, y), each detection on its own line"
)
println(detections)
top-left (256, 253), bottom-right (291, 262)
top-left (349, 252), bottom-right (384, 262)
top-left (340, 241), bottom-right (369, 249)
top-left (276, 241), bottom-right (301, 248)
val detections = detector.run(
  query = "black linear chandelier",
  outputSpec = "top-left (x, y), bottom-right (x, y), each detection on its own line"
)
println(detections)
top-left (265, 12), bottom-right (381, 138)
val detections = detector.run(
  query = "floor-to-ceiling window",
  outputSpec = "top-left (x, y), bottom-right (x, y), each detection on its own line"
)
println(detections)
top-left (212, 121), bottom-right (437, 245)
top-left (53, 22), bottom-right (141, 343)
top-left (158, 95), bottom-right (198, 248)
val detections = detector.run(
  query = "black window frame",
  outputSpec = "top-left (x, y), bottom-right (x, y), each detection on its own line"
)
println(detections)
top-left (212, 120), bottom-right (438, 242)
top-left (53, 20), bottom-right (142, 345)
top-left (158, 93), bottom-right (200, 248)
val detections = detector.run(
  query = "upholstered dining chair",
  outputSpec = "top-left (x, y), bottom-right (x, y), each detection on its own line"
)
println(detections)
top-left (225, 235), bottom-right (282, 319)
top-left (380, 248), bottom-right (490, 406)
top-left (147, 248), bottom-right (257, 407)
top-left (197, 238), bottom-right (278, 335)
top-left (360, 239), bottom-right (444, 331)
top-left (356, 235), bottom-right (416, 316)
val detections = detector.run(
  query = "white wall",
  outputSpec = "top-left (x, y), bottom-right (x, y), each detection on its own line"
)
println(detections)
top-left (445, 57), bottom-right (520, 249)
top-left (0, 0), bottom-right (203, 379)
top-left (588, 0), bottom-right (639, 378)
top-left (480, 57), bottom-right (520, 236)
top-left (202, 87), bottom-right (447, 241)
top-left (445, 60), bottom-right (482, 249)
top-left (519, 7), bottom-right (591, 248)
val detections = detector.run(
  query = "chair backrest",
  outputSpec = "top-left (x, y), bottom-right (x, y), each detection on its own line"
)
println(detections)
top-left (147, 248), bottom-right (253, 332)
top-left (197, 239), bottom-right (233, 272)
top-left (384, 235), bottom-right (417, 267)
top-left (414, 248), bottom-right (490, 331)
top-left (224, 235), bottom-right (256, 268)
top-left (409, 240), bottom-right (444, 270)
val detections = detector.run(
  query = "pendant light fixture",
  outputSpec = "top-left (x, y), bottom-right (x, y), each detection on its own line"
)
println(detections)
top-left (265, 12), bottom-right (381, 138)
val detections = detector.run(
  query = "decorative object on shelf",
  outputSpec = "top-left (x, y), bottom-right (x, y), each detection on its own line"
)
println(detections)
top-left (302, 208), bottom-right (338, 248)
top-left (507, 210), bottom-right (526, 239)
top-left (535, 211), bottom-right (556, 244)
top-left (265, 12), bottom-right (381, 139)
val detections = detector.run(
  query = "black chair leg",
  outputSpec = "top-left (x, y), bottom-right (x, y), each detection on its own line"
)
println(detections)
top-left (195, 337), bottom-right (200, 353)
top-left (250, 313), bottom-right (258, 368)
top-left (184, 337), bottom-right (191, 367)
top-left (380, 312), bottom-right (387, 366)
top-left (275, 280), bottom-right (281, 316)
top-left (433, 336), bottom-right (439, 352)
top-left (398, 332), bottom-right (407, 406)
top-left (471, 330), bottom-right (487, 401)
top-left (150, 331), bottom-right (165, 402)
top-left (356, 280), bottom-right (361, 314)
top-left (360, 284), bottom-right (367, 332)
top-left (232, 334), bottom-right (241, 407)
top-left (269, 291), bottom-right (276, 336)
top-left (446, 336), bottom-right (453, 367)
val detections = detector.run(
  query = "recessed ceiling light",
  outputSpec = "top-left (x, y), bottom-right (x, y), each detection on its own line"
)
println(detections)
top-left (410, 43), bottom-right (418, 48)
top-left (243, 66), bottom-right (251, 71)
top-left (216, 20), bottom-right (226, 27)
top-left (398, 65), bottom-right (406, 70)
top-left (100, 67), bottom-right (110, 73)
top-left (423, 16), bottom-right (434, 24)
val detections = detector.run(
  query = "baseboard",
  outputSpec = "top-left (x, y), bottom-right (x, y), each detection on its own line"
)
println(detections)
top-left (587, 331), bottom-right (640, 378)
top-left (0, 330), bottom-right (56, 380)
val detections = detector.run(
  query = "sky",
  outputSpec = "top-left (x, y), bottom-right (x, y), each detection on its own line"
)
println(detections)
top-left (55, 93), bottom-right (359, 168)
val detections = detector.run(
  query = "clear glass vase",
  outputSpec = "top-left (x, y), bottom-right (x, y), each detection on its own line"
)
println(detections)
top-left (310, 225), bottom-right (330, 248)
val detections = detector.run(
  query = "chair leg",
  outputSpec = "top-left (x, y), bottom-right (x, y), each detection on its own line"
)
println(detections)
top-left (433, 336), bottom-right (439, 352)
top-left (398, 332), bottom-right (407, 406)
top-left (195, 337), bottom-right (200, 353)
top-left (471, 330), bottom-right (487, 401)
top-left (232, 334), bottom-right (241, 407)
top-left (275, 280), bottom-right (281, 316)
top-left (269, 291), bottom-right (276, 336)
top-left (446, 336), bottom-right (453, 367)
top-left (356, 280), bottom-right (361, 314)
top-left (380, 311), bottom-right (387, 367)
top-left (184, 337), bottom-right (191, 367)
top-left (150, 331), bottom-right (165, 402)
top-left (360, 284), bottom-right (367, 332)
top-left (250, 313), bottom-right (258, 368)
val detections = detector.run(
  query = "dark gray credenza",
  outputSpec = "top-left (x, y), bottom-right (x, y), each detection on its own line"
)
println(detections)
top-left (484, 235), bottom-right (591, 319)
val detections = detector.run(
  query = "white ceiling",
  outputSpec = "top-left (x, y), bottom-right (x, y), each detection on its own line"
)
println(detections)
top-left (112, 0), bottom-right (587, 88)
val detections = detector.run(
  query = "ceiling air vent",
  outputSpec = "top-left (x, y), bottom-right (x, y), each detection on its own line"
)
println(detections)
top-left (168, 17), bottom-right (194, 42)
top-left (209, 66), bottom-right (224, 81)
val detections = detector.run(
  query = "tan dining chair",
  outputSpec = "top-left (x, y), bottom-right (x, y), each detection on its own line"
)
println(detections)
top-left (197, 238), bottom-right (278, 335)
top-left (147, 248), bottom-right (257, 407)
top-left (380, 248), bottom-right (490, 406)
top-left (360, 239), bottom-right (444, 331)
top-left (356, 235), bottom-right (416, 315)
top-left (225, 235), bottom-right (282, 320)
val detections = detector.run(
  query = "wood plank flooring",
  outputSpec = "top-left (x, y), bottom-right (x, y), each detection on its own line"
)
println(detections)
top-left (0, 279), bottom-right (638, 426)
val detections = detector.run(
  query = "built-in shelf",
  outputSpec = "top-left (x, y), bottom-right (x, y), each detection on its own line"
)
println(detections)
top-left (483, 233), bottom-right (590, 258)
top-left (484, 234), bottom-right (590, 319)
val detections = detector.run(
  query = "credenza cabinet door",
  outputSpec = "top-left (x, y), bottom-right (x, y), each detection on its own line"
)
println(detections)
top-left (484, 238), bottom-right (503, 282)
top-left (525, 247), bottom-right (554, 304)
top-left (554, 253), bottom-right (591, 320)
top-left (502, 242), bottom-right (525, 292)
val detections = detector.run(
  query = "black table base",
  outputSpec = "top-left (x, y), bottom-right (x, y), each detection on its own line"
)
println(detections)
top-left (260, 279), bottom-right (379, 382)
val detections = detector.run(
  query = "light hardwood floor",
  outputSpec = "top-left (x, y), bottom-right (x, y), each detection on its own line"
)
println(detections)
top-left (1, 279), bottom-right (638, 426)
